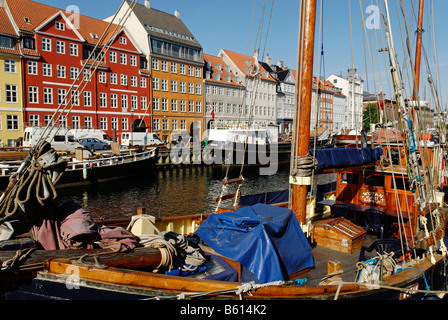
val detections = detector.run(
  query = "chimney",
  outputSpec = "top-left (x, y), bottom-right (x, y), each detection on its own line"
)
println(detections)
top-left (145, 0), bottom-right (150, 8)
top-left (266, 54), bottom-right (272, 66)
top-left (174, 10), bottom-right (180, 19)
top-left (277, 60), bottom-right (284, 68)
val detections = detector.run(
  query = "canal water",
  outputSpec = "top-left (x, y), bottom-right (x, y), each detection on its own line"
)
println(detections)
top-left (57, 164), bottom-right (294, 220)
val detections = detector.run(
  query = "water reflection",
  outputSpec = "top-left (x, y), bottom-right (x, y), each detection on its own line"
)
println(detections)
top-left (57, 164), bottom-right (291, 220)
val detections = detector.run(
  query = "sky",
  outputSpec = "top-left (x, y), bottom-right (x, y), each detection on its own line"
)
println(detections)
top-left (34, 0), bottom-right (448, 108)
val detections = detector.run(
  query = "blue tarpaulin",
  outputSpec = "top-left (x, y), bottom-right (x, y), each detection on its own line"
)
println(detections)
top-left (195, 204), bottom-right (314, 283)
top-left (311, 147), bottom-right (383, 171)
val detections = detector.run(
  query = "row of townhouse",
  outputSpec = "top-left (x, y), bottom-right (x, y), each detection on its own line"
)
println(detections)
top-left (0, 0), bottom-right (353, 147)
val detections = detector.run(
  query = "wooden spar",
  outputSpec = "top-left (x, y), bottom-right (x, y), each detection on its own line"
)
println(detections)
top-left (413, 0), bottom-right (424, 101)
top-left (292, 0), bottom-right (317, 225)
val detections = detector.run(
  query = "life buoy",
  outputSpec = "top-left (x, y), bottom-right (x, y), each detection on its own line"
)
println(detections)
top-left (89, 162), bottom-right (94, 169)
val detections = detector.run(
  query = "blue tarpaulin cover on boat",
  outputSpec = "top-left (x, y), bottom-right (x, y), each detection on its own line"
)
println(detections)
top-left (195, 204), bottom-right (314, 283)
top-left (311, 147), bottom-right (383, 171)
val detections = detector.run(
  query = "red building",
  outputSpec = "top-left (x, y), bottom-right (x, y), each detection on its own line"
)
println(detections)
top-left (8, 0), bottom-right (150, 141)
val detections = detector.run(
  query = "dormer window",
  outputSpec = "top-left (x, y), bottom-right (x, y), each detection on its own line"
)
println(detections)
top-left (55, 21), bottom-right (65, 31)
top-left (24, 17), bottom-right (31, 24)
top-left (90, 33), bottom-right (98, 39)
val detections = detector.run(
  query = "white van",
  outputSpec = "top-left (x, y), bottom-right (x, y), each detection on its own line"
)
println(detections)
top-left (23, 127), bottom-right (85, 152)
top-left (69, 129), bottom-right (111, 142)
top-left (121, 132), bottom-right (164, 146)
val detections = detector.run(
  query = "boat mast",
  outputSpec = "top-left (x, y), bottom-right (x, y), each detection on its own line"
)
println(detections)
top-left (291, 0), bottom-right (317, 226)
top-left (413, 0), bottom-right (424, 101)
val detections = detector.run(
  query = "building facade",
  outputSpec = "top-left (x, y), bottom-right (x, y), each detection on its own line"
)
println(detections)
top-left (0, 3), bottom-right (23, 146)
top-left (327, 68), bottom-right (364, 132)
top-left (7, 0), bottom-right (149, 142)
top-left (219, 49), bottom-right (277, 127)
top-left (108, 0), bottom-right (205, 143)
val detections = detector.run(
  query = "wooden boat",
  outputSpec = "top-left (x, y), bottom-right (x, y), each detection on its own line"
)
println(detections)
top-left (0, 147), bottom-right (158, 191)
top-left (1, 0), bottom-right (448, 302)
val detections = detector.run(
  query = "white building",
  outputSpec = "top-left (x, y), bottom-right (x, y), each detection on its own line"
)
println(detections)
top-left (327, 68), bottom-right (364, 131)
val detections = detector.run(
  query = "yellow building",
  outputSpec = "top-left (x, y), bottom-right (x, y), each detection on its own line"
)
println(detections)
top-left (0, 4), bottom-right (23, 146)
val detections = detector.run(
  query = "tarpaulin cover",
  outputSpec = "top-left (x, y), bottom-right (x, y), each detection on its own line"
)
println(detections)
top-left (195, 204), bottom-right (314, 283)
top-left (312, 147), bottom-right (383, 171)
top-left (239, 189), bottom-right (289, 206)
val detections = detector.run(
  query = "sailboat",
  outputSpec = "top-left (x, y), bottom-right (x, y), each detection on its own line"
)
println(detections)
top-left (1, 0), bottom-right (448, 301)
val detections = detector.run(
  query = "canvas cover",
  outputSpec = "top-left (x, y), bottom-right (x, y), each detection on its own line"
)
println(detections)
top-left (196, 204), bottom-right (314, 283)
top-left (312, 147), bottom-right (383, 171)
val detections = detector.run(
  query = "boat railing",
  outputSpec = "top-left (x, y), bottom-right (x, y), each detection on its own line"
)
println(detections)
top-left (68, 148), bottom-right (156, 170)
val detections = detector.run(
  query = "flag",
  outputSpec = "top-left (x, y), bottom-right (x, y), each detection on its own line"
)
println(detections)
top-left (209, 103), bottom-right (215, 121)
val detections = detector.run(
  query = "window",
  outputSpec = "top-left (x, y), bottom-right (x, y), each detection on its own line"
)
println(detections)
top-left (111, 94), bottom-right (117, 108)
top-left (55, 21), bottom-right (65, 30)
top-left (153, 118), bottom-right (160, 131)
top-left (131, 95), bottom-right (137, 110)
top-left (121, 117), bottom-right (128, 131)
top-left (153, 98), bottom-right (159, 110)
top-left (56, 40), bottom-right (65, 54)
top-left (121, 94), bottom-right (128, 109)
top-left (100, 92), bottom-right (107, 108)
top-left (180, 119), bottom-right (186, 130)
top-left (120, 74), bottom-right (127, 86)
top-left (130, 55), bottom-right (137, 66)
top-left (188, 66), bottom-right (194, 76)
top-left (161, 98), bottom-right (168, 111)
top-left (152, 78), bottom-right (159, 90)
top-left (57, 89), bottom-right (66, 105)
top-left (109, 51), bottom-right (116, 63)
top-left (140, 96), bottom-right (147, 110)
top-left (70, 67), bottom-right (78, 79)
top-left (140, 77), bottom-right (146, 88)
top-left (42, 38), bottom-right (51, 51)
top-left (365, 175), bottom-right (385, 187)
top-left (111, 117), bottom-right (118, 130)
top-left (340, 172), bottom-right (359, 184)
top-left (189, 101), bottom-right (194, 112)
top-left (171, 99), bottom-right (177, 112)
top-left (162, 118), bottom-right (168, 131)
top-left (27, 61), bottom-right (37, 75)
top-left (69, 43), bottom-right (78, 56)
top-left (161, 60), bottom-right (167, 72)
top-left (188, 83), bottom-right (194, 94)
top-left (161, 79), bottom-right (168, 91)
top-left (83, 70), bottom-right (91, 81)
top-left (119, 37), bottom-right (127, 44)
top-left (99, 71), bottom-right (107, 83)
top-left (71, 90), bottom-right (79, 106)
top-left (130, 76), bottom-right (137, 87)
top-left (43, 87), bottom-right (53, 104)
top-left (4, 59), bottom-right (16, 73)
top-left (180, 100), bottom-right (186, 112)
top-left (84, 91), bottom-right (92, 107)
top-left (6, 85), bottom-right (17, 103)
top-left (43, 63), bottom-right (52, 77)
top-left (196, 83), bottom-right (201, 95)
top-left (171, 80), bottom-right (177, 92)
top-left (110, 73), bottom-right (117, 85)
top-left (100, 117), bottom-right (107, 130)
top-left (196, 101), bottom-right (201, 113)
top-left (57, 65), bottom-right (66, 78)
top-left (195, 67), bottom-right (201, 78)
top-left (84, 116), bottom-right (92, 129)
top-left (29, 115), bottom-right (39, 127)
top-left (170, 62), bottom-right (177, 73)
top-left (72, 116), bottom-right (80, 129)
top-left (179, 64), bottom-right (186, 75)
top-left (120, 53), bottom-right (127, 65)
top-left (28, 86), bottom-right (38, 103)
top-left (152, 58), bottom-right (159, 70)
top-left (180, 81), bottom-right (186, 93)
top-left (6, 115), bottom-right (18, 130)
top-left (171, 119), bottom-right (178, 130)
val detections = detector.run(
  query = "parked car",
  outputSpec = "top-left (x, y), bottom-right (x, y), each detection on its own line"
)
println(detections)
top-left (80, 138), bottom-right (110, 150)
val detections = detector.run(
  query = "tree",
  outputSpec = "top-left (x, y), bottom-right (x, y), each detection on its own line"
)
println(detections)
top-left (362, 104), bottom-right (381, 130)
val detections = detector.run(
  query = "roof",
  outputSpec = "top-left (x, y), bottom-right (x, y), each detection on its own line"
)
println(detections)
top-left (203, 53), bottom-right (244, 87)
top-left (221, 49), bottom-right (275, 82)
top-left (6, 0), bottom-right (124, 46)
top-left (126, 0), bottom-right (201, 49)
top-left (0, 5), bottom-right (18, 37)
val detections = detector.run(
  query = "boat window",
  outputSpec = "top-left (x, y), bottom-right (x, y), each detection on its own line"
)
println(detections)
top-left (340, 172), bottom-right (358, 184)
top-left (364, 175), bottom-right (384, 187)
top-left (67, 135), bottom-right (77, 142)
top-left (53, 135), bottom-right (65, 142)
top-left (391, 176), bottom-right (410, 190)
